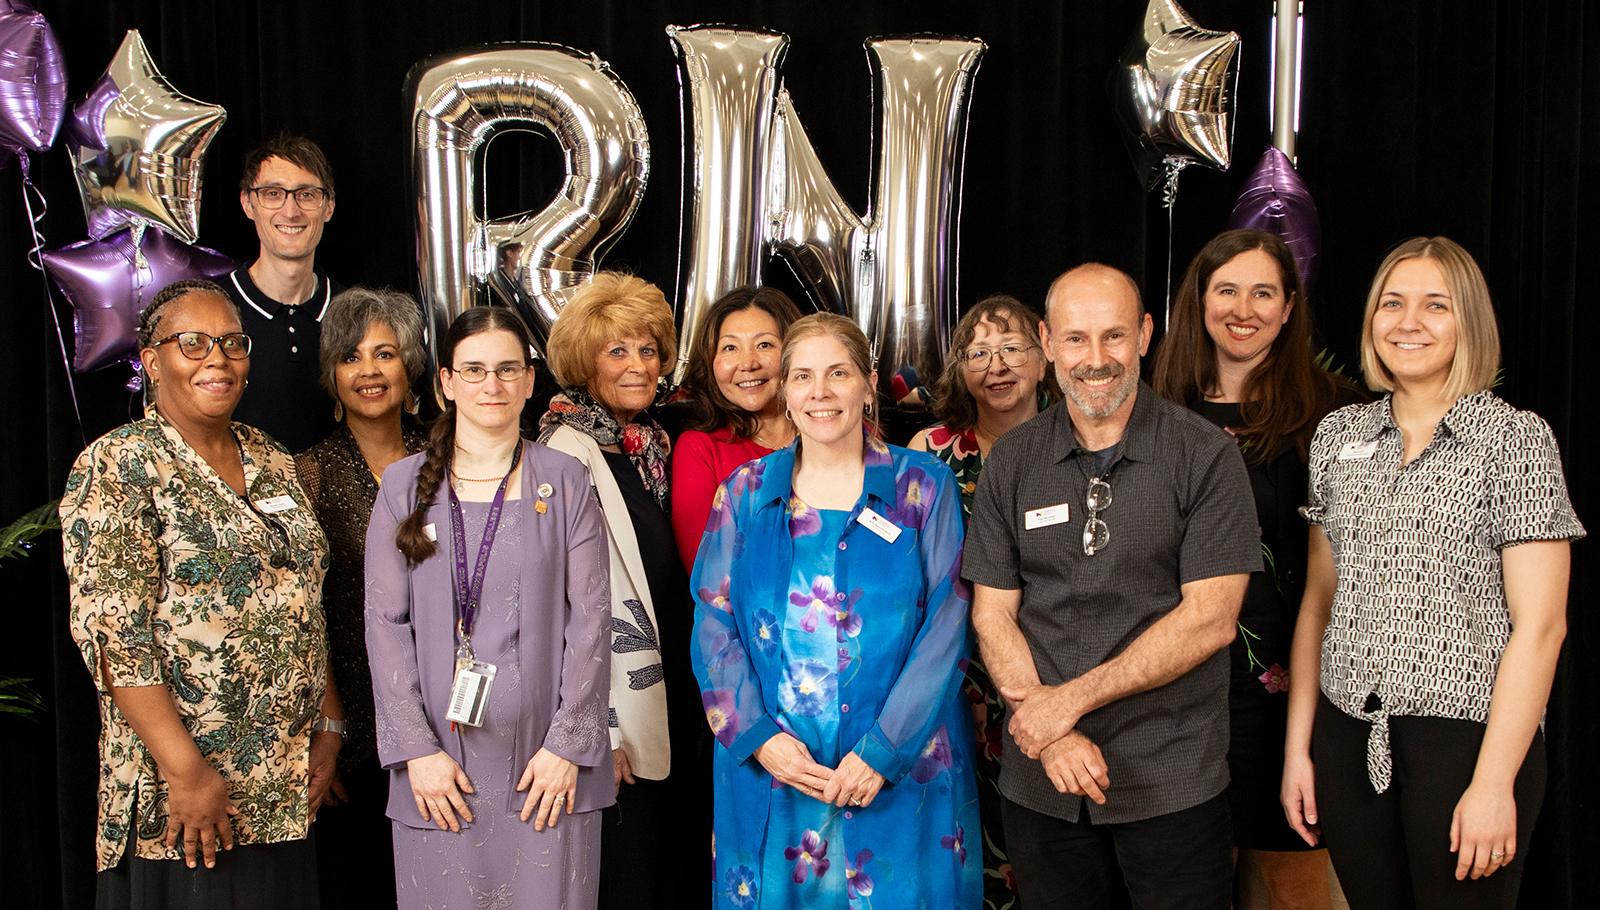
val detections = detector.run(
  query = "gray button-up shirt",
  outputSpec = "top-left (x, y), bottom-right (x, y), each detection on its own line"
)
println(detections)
top-left (963, 385), bottom-right (1260, 823)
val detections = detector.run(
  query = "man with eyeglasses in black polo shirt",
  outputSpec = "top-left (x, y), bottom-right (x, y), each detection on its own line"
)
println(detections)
top-left (227, 133), bottom-right (343, 453)
top-left (963, 263), bottom-right (1260, 909)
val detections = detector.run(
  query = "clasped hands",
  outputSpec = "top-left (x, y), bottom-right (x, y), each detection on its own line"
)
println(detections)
top-left (1001, 682), bottom-right (1112, 805)
top-left (756, 733), bottom-right (886, 808)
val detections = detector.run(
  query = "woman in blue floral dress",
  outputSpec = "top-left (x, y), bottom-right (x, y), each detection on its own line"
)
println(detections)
top-left (690, 313), bottom-right (980, 909)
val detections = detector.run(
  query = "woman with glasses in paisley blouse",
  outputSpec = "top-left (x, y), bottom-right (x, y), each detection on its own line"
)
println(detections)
top-left (1282, 237), bottom-right (1584, 909)
top-left (61, 279), bottom-right (332, 909)
top-left (294, 287), bottom-right (429, 906)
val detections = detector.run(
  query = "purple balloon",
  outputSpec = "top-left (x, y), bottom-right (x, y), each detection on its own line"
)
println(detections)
top-left (1228, 146), bottom-right (1323, 292)
top-left (43, 226), bottom-right (236, 372)
top-left (0, 0), bottom-right (67, 163)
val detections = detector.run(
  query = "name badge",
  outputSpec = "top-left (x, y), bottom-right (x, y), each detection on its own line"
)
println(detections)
top-left (423, 522), bottom-right (437, 541)
top-left (445, 660), bottom-right (497, 728)
top-left (1025, 502), bottom-right (1072, 530)
top-left (1338, 440), bottom-right (1379, 461)
top-left (255, 494), bottom-right (298, 514)
top-left (857, 507), bottom-right (902, 543)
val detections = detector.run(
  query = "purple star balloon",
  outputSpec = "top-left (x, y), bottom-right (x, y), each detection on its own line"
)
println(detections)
top-left (64, 29), bottom-right (226, 244)
top-left (1229, 146), bottom-right (1323, 292)
top-left (0, 0), bottom-right (66, 169)
top-left (43, 225), bottom-right (236, 372)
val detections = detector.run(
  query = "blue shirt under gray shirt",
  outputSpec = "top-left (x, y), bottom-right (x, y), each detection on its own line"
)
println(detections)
top-left (962, 384), bottom-right (1261, 824)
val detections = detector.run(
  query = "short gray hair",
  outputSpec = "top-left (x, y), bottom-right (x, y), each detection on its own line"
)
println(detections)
top-left (317, 287), bottom-right (428, 396)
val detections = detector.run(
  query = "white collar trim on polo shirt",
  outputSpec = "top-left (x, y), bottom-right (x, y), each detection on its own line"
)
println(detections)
top-left (230, 269), bottom-right (331, 321)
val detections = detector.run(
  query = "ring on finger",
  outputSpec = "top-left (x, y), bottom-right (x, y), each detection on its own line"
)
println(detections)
top-left (1490, 850), bottom-right (1505, 861)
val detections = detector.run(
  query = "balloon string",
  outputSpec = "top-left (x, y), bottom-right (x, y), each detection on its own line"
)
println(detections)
top-left (1161, 159), bottom-right (1186, 332)
top-left (20, 173), bottom-right (87, 446)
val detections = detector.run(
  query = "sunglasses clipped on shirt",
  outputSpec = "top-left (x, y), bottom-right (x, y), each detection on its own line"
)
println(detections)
top-left (1083, 476), bottom-right (1112, 556)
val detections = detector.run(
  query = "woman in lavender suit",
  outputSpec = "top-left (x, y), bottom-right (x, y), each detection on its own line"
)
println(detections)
top-left (365, 307), bottom-right (613, 909)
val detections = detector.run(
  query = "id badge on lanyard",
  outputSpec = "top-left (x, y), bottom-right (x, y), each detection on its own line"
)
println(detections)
top-left (445, 446), bottom-right (521, 729)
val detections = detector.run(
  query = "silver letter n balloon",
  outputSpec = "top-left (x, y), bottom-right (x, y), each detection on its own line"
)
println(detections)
top-left (407, 44), bottom-right (649, 352)
top-left (668, 25), bottom-right (986, 390)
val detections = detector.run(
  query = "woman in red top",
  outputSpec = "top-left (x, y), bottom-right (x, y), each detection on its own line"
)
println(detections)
top-left (670, 287), bottom-right (803, 570)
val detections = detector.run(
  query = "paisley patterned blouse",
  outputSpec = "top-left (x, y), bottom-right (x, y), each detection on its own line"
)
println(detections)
top-left (60, 413), bottom-right (330, 871)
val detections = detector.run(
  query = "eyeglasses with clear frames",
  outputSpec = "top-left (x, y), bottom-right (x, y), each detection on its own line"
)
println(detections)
top-left (962, 344), bottom-right (1037, 372)
top-left (151, 331), bottom-right (252, 361)
top-left (1083, 476), bottom-right (1112, 556)
top-left (450, 364), bottom-right (529, 383)
top-left (249, 185), bottom-right (329, 210)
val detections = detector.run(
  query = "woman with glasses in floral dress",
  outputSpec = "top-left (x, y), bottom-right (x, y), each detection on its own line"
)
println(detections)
top-left (909, 294), bottom-right (1051, 910)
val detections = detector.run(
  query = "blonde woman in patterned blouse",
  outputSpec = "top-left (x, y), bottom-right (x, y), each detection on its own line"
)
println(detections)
top-left (60, 279), bottom-right (332, 909)
top-left (1282, 238), bottom-right (1584, 909)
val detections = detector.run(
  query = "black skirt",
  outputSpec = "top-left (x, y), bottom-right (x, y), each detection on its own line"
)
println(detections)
top-left (97, 829), bottom-right (320, 910)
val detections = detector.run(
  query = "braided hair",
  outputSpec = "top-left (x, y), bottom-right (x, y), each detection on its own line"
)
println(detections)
top-left (394, 306), bottom-right (537, 564)
top-left (137, 279), bottom-right (237, 348)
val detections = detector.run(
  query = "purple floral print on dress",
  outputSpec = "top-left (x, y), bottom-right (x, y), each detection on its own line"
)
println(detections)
top-left (729, 460), bottom-right (766, 496)
top-left (826, 587), bottom-right (864, 641)
top-left (847, 849), bottom-right (875, 899)
top-left (791, 575), bottom-right (842, 633)
top-left (784, 829), bottom-right (831, 883)
top-left (705, 483), bottom-right (732, 533)
top-left (941, 823), bottom-right (968, 865)
top-left (751, 608), bottom-right (780, 653)
top-left (910, 724), bottom-right (954, 783)
top-left (703, 690), bottom-right (740, 747)
top-left (892, 465), bottom-right (933, 529)
top-left (779, 658), bottom-right (837, 717)
top-left (725, 864), bottom-right (758, 908)
top-left (789, 495), bottom-right (822, 537)
top-left (699, 576), bottom-right (733, 613)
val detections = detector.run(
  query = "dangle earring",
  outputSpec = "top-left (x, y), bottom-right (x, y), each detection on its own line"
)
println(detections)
top-left (333, 400), bottom-right (345, 422)
top-left (404, 390), bottom-right (420, 415)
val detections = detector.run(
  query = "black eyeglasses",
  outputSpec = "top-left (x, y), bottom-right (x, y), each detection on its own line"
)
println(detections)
top-left (449, 364), bottom-right (529, 384)
top-left (151, 332), bottom-right (252, 361)
top-left (962, 344), bottom-right (1036, 372)
top-left (249, 185), bottom-right (329, 209)
top-left (1083, 476), bottom-right (1112, 556)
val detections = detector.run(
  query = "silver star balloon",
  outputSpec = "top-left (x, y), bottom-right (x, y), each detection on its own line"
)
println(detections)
top-left (1112, 0), bottom-right (1240, 189)
top-left (65, 29), bottom-right (226, 244)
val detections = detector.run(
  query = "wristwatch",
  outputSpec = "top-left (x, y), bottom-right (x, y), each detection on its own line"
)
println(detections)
top-left (311, 716), bottom-right (348, 736)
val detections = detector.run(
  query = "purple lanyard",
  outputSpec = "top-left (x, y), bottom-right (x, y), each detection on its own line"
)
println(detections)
top-left (447, 444), bottom-right (523, 647)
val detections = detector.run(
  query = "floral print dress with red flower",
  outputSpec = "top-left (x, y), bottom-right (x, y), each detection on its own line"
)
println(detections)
top-left (921, 421), bottom-right (1019, 909)
top-left (691, 437), bottom-right (980, 908)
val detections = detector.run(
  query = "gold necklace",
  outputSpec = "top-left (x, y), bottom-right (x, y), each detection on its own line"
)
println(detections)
top-left (450, 469), bottom-right (503, 482)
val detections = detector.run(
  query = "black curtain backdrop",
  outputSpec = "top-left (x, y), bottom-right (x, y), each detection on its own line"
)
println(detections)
top-left (2, 1), bottom-right (1593, 906)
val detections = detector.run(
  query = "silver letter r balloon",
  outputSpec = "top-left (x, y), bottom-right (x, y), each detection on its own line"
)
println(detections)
top-left (407, 43), bottom-right (649, 354)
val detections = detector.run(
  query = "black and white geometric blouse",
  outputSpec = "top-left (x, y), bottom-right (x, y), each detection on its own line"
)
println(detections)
top-left (1301, 391), bottom-right (1584, 792)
